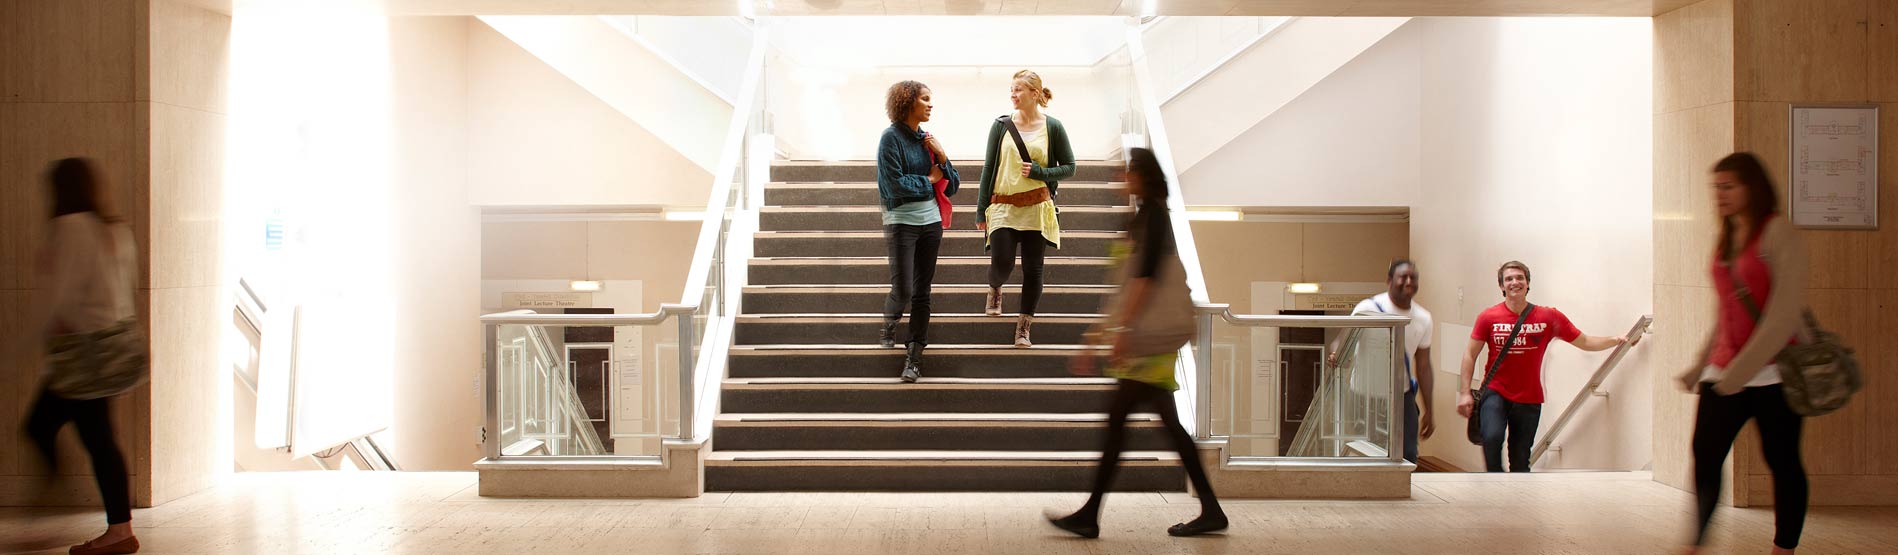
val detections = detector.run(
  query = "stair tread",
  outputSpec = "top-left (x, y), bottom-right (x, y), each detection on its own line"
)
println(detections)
top-left (768, 182), bottom-right (1122, 188)
top-left (744, 283), bottom-right (1115, 290)
top-left (716, 412), bottom-right (1162, 423)
top-left (731, 344), bottom-right (1102, 352)
top-left (752, 256), bottom-right (1112, 263)
top-left (707, 449), bottom-right (1180, 463)
top-left (755, 230), bottom-right (1125, 238)
top-left (763, 206), bottom-right (1129, 212)
top-left (723, 377), bottom-right (1117, 387)
top-left (732, 313), bottom-right (1108, 319)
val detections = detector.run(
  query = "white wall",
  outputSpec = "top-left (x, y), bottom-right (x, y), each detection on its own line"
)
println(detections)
top-left (1408, 18), bottom-right (1654, 472)
top-left (1179, 22), bottom-right (1422, 207)
top-left (605, 16), bottom-right (752, 102)
top-left (1141, 16), bottom-right (1288, 102)
top-left (769, 17), bottom-right (1128, 69)
top-left (764, 17), bottom-right (1131, 161)
top-left (478, 16), bottom-right (733, 173)
top-left (769, 61), bottom-right (1131, 162)
top-left (465, 20), bottom-right (713, 207)
top-left (1162, 17), bottom-right (1410, 173)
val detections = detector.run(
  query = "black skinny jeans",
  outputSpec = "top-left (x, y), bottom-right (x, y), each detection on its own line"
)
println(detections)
top-left (1077, 379), bottom-right (1220, 520)
top-left (986, 227), bottom-right (1047, 316)
top-left (883, 222), bottom-right (943, 347)
top-left (1693, 383), bottom-right (1807, 549)
top-left (26, 388), bottom-right (132, 525)
top-left (1478, 392), bottom-right (1542, 472)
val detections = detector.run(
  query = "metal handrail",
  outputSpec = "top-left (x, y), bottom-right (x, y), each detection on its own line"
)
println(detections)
top-left (479, 305), bottom-right (697, 326)
top-left (1192, 302), bottom-right (1410, 465)
top-left (1530, 315), bottom-right (1654, 465)
top-left (1195, 303), bottom-right (1411, 328)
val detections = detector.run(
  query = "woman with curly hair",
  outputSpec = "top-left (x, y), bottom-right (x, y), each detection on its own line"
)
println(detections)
top-left (877, 80), bottom-right (959, 382)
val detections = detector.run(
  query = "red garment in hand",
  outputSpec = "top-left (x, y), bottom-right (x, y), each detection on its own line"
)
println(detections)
top-left (927, 141), bottom-right (953, 228)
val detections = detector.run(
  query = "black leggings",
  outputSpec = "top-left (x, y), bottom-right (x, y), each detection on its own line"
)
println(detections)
top-left (1693, 383), bottom-right (1806, 549)
top-left (26, 388), bottom-right (132, 525)
top-left (987, 227), bottom-right (1048, 316)
top-left (1077, 379), bottom-right (1220, 520)
top-left (1478, 392), bottom-right (1541, 472)
top-left (884, 223), bottom-right (943, 347)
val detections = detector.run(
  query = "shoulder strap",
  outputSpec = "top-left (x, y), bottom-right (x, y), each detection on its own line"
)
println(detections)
top-left (1724, 261), bottom-right (1765, 322)
top-left (1477, 304), bottom-right (1534, 395)
top-left (998, 115), bottom-right (1031, 164)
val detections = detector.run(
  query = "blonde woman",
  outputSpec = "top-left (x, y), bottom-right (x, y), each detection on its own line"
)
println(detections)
top-left (978, 70), bottom-right (1075, 348)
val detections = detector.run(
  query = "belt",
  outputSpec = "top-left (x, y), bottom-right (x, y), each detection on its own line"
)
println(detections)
top-left (990, 187), bottom-right (1051, 207)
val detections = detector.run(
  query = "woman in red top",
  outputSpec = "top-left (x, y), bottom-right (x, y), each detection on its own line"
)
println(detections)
top-left (1679, 152), bottom-right (1809, 555)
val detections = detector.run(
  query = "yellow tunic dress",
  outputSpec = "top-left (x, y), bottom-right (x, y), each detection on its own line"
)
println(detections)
top-left (985, 127), bottom-right (1062, 249)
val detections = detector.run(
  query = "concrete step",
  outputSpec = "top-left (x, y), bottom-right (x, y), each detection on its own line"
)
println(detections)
top-left (753, 230), bottom-right (1123, 258)
top-left (733, 314), bottom-right (1100, 346)
top-left (720, 377), bottom-right (1119, 414)
top-left (771, 160), bottom-right (1122, 184)
top-left (741, 284), bottom-right (1112, 315)
top-left (704, 450), bottom-right (1185, 492)
top-left (748, 257), bottom-right (1115, 286)
top-left (760, 206), bottom-right (1131, 233)
top-left (728, 345), bottom-right (1102, 378)
top-left (765, 182), bottom-right (1129, 208)
top-left (712, 413), bottom-right (1173, 452)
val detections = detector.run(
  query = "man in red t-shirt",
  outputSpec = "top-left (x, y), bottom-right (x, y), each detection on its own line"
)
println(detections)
top-left (1455, 261), bottom-right (1640, 472)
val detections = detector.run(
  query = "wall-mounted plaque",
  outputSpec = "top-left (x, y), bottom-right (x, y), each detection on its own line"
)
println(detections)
top-left (1789, 105), bottom-right (1878, 229)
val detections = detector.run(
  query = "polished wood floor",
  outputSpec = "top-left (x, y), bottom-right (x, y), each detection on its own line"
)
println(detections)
top-left (4, 471), bottom-right (1895, 554)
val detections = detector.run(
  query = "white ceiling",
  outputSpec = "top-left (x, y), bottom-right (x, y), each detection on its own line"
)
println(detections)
top-left (231, 0), bottom-right (1701, 17)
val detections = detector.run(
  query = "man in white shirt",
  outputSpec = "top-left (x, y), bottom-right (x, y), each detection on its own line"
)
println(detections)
top-left (1328, 259), bottom-right (1434, 463)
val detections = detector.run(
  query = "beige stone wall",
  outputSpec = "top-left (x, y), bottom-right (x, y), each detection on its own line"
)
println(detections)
top-left (1191, 220), bottom-right (1411, 311)
top-left (1654, 0), bottom-right (1898, 506)
top-left (0, 0), bottom-right (231, 507)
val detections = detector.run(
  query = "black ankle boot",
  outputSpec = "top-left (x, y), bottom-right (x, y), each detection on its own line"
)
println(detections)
top-left (901, 343), bottom-right (924, 383)
top-left (879, 320), bottom-right (899, 348)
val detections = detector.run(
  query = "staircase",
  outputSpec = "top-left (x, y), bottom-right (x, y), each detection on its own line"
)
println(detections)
top-left (706, 160), bottom-right (1189, 492)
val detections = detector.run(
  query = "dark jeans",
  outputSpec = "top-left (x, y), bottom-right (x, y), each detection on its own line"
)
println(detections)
top-left (1694, 383), bottom-right (1806, 549)
top-left (884, 222), bottom-right (943, 347)
top-left (986, 227), bottom-right (1047, 316)
top-left (26, 388), bottom-right (132, 525)
top-left (1402, 386), bottom-right (1419, 464)
top-left (1478, 391), bottom-right (1541, 472)
top-left (1076, 380), bottom-right (1220, 520)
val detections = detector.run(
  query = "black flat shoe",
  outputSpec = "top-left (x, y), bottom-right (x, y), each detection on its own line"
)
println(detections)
top-left (1166, 514), bottom-right (1228, 537)
top-left (1046, 512), bottom-right (1100, 539)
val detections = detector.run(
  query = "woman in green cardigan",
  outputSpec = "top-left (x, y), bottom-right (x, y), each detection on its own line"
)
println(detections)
top-left (978, 70), bottom-right (1075, 348)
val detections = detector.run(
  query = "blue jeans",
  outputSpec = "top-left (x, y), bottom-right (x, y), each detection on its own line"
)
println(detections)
top-left (1478, 392), bottom-right (1541, 472)
top-left (1402, 386), bottom-right (1419, 463)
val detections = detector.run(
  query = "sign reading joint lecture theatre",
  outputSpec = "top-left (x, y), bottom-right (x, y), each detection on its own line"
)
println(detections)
top-left (503, 292), bottom-right (591, 309)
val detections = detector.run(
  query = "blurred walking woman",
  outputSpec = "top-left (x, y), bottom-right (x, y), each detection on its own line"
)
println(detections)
top-left (978, 70), bottom-right (1075, 348)
top-left (877, 80), bottom-right (959, 383)
top-left (1049, 148), bottom-right (1224, 539)
top-left (1680, 152), bottom-right (1809, 555)
top-left (29, 158), bottom-right (145, 555)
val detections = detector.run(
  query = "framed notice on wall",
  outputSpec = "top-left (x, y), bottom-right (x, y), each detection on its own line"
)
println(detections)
top-left (1788, 104), bottom-right (1879, 229)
